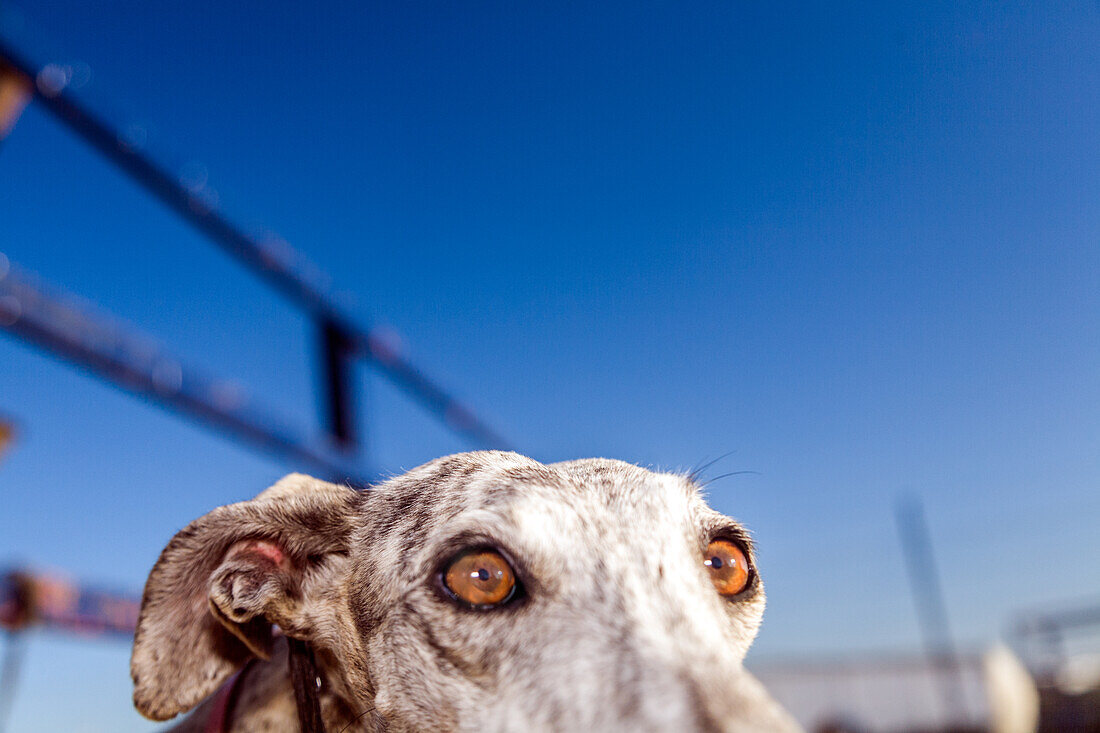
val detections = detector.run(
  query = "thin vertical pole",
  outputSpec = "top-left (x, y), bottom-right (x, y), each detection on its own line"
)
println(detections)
top-left (0, 633), bottom-right (27, 733)
top-left (319, 319), bottom-right (359, 452)
top-left (895, 495), bottom-right (968, 725)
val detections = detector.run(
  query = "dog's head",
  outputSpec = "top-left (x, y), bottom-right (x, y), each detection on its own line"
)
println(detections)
top-left (132, 451), bottom-right (796, 730)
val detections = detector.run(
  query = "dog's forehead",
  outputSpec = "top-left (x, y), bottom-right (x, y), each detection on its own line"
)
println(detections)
top-left (373, 451), bottom-right (723, 537)
top-left (500, 462), bottom-right (711, 563)
top-left (544, 457), bottom-right (702, 518)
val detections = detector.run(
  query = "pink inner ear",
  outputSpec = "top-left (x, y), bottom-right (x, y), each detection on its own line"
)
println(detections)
top-left (236, 539), bottom-right (290, 569)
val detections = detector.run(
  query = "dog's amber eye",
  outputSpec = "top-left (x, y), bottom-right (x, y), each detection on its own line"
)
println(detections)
top-left (704, 539), bottom-right (751, 596)
top-left (443, 549), bottom-right (517, 607)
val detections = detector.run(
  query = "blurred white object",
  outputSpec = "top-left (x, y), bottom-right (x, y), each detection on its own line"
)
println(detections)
top-left (1056, 653), bottom-right (1100, 696)
top-left (983, 643), bottom-right (1039, 733)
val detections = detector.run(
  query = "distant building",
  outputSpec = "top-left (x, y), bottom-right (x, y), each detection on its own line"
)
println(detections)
top-left (751, 647), bottom-right (1040, 733)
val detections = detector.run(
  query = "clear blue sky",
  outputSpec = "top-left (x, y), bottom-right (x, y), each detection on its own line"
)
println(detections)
top-left (1, 1), bottom-right (1098, 729)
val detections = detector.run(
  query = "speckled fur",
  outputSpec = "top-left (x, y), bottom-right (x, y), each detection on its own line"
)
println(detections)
top-left (132, 451), bottom-right (800, 731)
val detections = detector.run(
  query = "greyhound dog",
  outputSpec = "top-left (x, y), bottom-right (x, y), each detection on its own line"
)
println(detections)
top-left (131, 451), bottom-right (800, 731)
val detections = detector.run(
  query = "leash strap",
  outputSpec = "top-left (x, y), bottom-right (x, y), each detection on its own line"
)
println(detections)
top-left (287, 637), bottom-right (326, 733)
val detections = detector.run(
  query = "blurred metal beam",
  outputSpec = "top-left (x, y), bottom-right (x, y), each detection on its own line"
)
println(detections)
top-left (0, 256), bottom-right (370, 483)
top-left (0, 567), bottom-right (141, 731)
top-left (0, 40), bottom-right (338, 322)
top-left (0, 569), bottom-right (138, 638)
top-left (0, 38), bottom-right (514, 453)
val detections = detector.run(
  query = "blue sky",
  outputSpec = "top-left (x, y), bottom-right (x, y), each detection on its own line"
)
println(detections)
top-left (1, 1), bottom-right (1099, 729)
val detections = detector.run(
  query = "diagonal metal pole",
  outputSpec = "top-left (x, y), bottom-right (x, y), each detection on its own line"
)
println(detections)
top-left (0, 259), bottom-right (371, 484)
top-left (0, 41), bottom-right (339, 323)
top-left (0, 38), bottom-right (513, 452)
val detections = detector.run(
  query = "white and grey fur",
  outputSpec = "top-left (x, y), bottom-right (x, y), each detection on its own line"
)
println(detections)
top-left (131, 451), bottom-right (801, 731)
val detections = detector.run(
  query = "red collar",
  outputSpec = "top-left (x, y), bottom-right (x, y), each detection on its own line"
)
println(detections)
top-left (204, 660), bottom-right (255, 733)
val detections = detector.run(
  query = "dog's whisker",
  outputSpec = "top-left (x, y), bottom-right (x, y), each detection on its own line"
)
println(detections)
top-left (337, 703), bottom-right (378, 733)
top-left (688, 450), bottom-right (740, 484)
top-left (698, 469), bottom-right (760, 486)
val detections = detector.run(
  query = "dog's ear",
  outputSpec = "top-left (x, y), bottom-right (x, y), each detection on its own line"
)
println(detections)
top-left (130, 473), bottom-right (361, 721)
